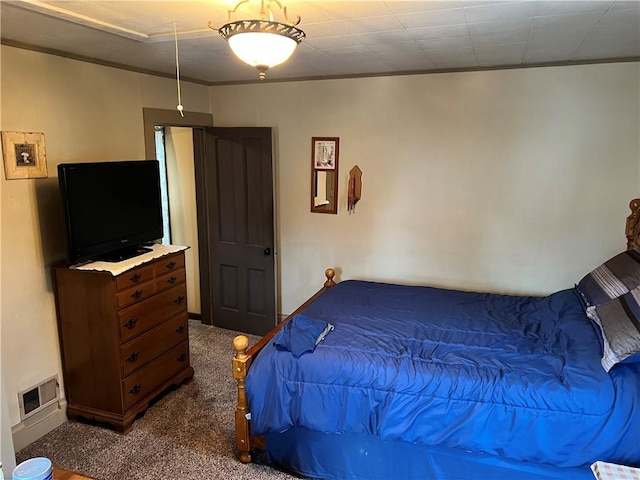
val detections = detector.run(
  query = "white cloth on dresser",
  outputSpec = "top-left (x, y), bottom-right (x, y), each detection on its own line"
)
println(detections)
top-left (71, 244), bottom-right (189, 276)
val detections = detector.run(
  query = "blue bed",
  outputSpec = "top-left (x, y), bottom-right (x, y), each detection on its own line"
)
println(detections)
top-left (231, 200), bottom-right (640, 479)
top-left (244, 281), bottom-right (638, 479)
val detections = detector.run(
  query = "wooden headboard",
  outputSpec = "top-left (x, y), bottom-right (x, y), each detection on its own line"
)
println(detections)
top-left (626, 198), bottom-right (640, 250)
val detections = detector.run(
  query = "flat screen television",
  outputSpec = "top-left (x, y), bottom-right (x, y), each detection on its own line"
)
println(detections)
top-left (58, 160), bottom-right (164, 264)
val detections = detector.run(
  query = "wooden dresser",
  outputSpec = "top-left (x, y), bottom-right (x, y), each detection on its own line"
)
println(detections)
top-left (53, 250), bottom-right (194, 433)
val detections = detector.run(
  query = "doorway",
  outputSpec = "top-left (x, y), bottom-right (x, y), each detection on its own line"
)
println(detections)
top-left (143, 108), bottom-right (277, 335)
top-left (155, 126), bottom-right (201, 320)
top-left (144, 108), bottom-right (213, 323)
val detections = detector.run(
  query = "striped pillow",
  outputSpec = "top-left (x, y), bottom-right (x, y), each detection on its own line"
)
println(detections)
top-left (577, 249), bottom-right (640, 306)
top-left (587, 287), bottom-right (640, 371)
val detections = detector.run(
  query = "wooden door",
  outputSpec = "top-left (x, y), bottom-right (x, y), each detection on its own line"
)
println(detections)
top-left (193, 127), bottom-right (275, 336)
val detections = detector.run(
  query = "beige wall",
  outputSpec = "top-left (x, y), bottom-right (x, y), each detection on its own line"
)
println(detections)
top-left (165, 127), bottom-right (201, 315)
top-left (209, 63), bottom-right (640, 314)
top-left (0, 46), bottom-right (210, 449)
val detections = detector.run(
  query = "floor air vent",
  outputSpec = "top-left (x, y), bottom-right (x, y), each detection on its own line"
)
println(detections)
top-left (18, 375), bottom-right (60, 421)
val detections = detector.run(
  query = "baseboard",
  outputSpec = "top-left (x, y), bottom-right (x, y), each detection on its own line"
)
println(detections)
top-left (11, 399), bottom-right (68, 452)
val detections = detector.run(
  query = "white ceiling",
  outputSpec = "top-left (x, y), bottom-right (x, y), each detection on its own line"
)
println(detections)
top-left (1, 0), bottom-right (639, 85)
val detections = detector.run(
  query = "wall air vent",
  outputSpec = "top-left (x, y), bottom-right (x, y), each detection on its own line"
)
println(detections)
top-left (18, 375), bottom-right (60, 421)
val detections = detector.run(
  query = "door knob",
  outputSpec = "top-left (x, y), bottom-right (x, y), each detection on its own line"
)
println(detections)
top-left (264, 248), bottom-right (271, 256)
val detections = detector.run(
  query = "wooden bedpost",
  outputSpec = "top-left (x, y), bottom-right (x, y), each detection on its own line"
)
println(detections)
top-left (232, 268), bottom-right (338, 463)
top-left (233, 335), bottom-right (253, 463)
top-left (626, 198), bottom-right (640, 250)
top-left (324, 268), bottom-right (336, 287)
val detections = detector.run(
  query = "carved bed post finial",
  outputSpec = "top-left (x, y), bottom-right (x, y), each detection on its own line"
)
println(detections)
top-left (324, 268), bottom-right (336, 287)
top-left (233, 335), bottom-right (249, 360)
top-left (626, 198), bottom-right (640, 250)
top-left (233, 335), bottom-right (252, 463)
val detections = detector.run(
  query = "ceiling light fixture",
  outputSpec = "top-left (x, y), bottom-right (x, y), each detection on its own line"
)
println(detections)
top-left (209, 0), bottom-right (305, 80)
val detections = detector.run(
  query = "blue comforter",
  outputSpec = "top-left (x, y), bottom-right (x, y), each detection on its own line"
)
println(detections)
top-left (246, 281), bottom-right (640, 468)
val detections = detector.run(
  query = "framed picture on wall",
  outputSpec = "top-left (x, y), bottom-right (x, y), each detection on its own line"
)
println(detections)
top-left (312, 137), bottom-right (338, 170)
top-left (311, 137), bottom-right (339, 214)
top-left (1, 131), bottom-right (48, 179)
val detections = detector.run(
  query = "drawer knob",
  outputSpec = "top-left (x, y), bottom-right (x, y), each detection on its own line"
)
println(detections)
top-left (167, 276), bottom-right (177, 285)
top-left (125, 351), bottom-right (140, 363)
top-left (166, 261), bottom-right (176, 270)
top-left (123, 318), bottom-right (138, 329)
top-left (177, 353), bottom-right (187, 362)
top-left (130, 273), bottom-right (142, 283)
top-left (131, 290), bottom-right (143, 299)
top-left (176, 325), bottom-right (186, 334)
top-left (174, 295), bottom-right (185, 305)
top-left (129, 383), bottom-right (142, 395)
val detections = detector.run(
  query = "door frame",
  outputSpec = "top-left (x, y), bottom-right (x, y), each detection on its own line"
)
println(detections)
top-left (143, 108), bottom-right (215, 324)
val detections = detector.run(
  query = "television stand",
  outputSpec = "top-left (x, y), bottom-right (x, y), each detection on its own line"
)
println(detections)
top-left (96, 246), bottom-right (152, 263)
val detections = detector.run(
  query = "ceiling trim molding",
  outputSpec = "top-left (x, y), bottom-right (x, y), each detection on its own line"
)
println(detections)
top-left (13, 0), bottom-right (211, 43)
top-left (17, 0), bottom-right (148, 40)
top-left (2, 38), bottom-right (638, 88)
top-left (0, 39), bottom-right (211, 86)
top-left (205, 57), bottom-right (640, 86)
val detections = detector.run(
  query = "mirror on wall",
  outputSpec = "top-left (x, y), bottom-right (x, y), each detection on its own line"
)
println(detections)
top-left (310, 137), bottom-right (339, 214)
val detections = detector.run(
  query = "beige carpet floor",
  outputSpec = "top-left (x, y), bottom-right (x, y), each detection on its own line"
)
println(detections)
top-left (16, 321), bottom-right (304, 480)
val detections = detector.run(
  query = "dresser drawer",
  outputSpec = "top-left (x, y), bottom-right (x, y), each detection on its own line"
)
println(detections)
top-left (116, 281), bottom-right (156, 309)
top-left (155, 268), bottom-right (186, 294)
top-left (115, 264), bottom-right (154, 292)
top-left (123, 340), bottom-right (190, 410)
top-left (118, 284), bottom-right (187, 342)
top-left (154, 254), bottom-right (185, 276)
top-left (120, 312), bottom-right (189, 377)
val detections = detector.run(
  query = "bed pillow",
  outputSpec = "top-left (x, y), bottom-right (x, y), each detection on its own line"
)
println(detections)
top-left (273, 314), bottom-right (334, 358)
top-left (576, 248), bottom-right (640, 306)
top-left (587, 287), bottom-right (640, 372)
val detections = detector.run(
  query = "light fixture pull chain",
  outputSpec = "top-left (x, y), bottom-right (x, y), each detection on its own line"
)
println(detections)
top-left (260, 0), bottom-right (267, 20)
top-left (174, 22), bottom-right (184, 117)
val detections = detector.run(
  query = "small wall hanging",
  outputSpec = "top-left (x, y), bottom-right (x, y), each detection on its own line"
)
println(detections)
top-left (348, 165), bottom-right (362, 214)
top-left (2, 131), bottom-right (48, 179)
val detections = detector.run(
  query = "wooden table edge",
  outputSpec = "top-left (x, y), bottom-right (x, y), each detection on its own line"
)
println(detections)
top-left (54, 466), bottom-right (96, 480)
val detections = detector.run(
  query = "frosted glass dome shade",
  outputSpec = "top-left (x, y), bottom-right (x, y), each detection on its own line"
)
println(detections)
top-left (217, 19), bottom-right (305, 78)
top-left (228, 31), bottom-right (297, 68)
